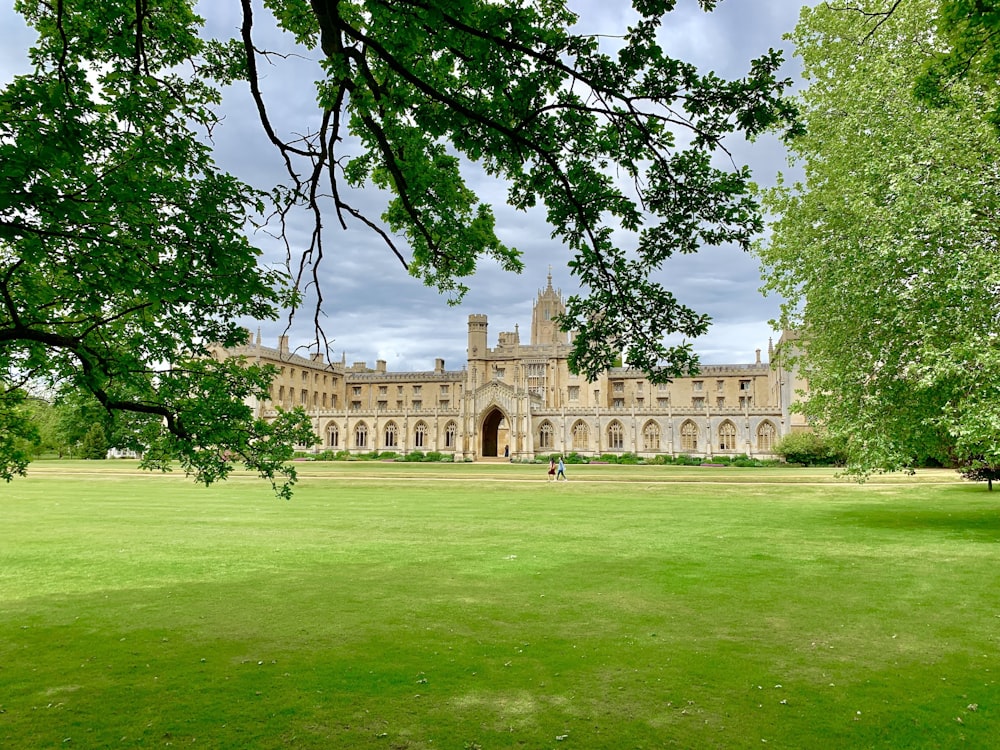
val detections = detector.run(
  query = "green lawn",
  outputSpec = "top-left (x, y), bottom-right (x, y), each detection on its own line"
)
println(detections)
top-left (1, 462), bottom-right (997, 748)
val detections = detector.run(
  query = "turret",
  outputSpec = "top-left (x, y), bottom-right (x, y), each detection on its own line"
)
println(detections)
top-left (468, 314), bottom-right (488, 362)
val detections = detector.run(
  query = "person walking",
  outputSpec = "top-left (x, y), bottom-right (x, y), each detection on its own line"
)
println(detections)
top-left (547, 456), bottom-right (556, 481)
top-left (556, 456), bottom-right (567, 481)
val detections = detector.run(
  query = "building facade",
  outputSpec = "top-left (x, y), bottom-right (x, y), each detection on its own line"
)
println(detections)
top-left (214, 274), bottom-right (805, 460)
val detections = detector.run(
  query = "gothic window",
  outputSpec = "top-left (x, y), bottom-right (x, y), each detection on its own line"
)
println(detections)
top-left (757, 421), bottom-right (777, 452)
top-left (643, 421), bottom-right (660, 452)
top-left (414, 422), bottom-right (427, 449)
top-left (608, 420), bottom-right (624, 450)
top-left (445, 421), bottom-right (457, 448)
top-left (539, 421), bottom-right (554, 449)
top-left (327, 423), bottom-right (339, 448)
top-left (384, 421), bottom-right (399, 448)
top-left (718, 421), bottom-right (737, 451)
top-left (692, 397), bottom-right (705, 409)
top-left (680, 420), bottom-right (698, 452)
top-left (355, 422), bottom-right (368, 449)
top-left (572, 420), bottom-right (589, 451)
top-left (568, 386), bottom-right (580, 401)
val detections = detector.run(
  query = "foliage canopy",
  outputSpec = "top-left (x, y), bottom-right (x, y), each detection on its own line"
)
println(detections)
top-left (758, 0), bottom-right (1000, 481)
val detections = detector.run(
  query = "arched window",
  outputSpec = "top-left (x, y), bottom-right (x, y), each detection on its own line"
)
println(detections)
top-left (327, 423), bottom-right (339, 448)
top-left (414, 421), bottom-right (427, 449)
top-left (444, 421), bottom-right (457, 449)
top-left (354, 422), bottom-right (368, 449)
top-left (643, 421), bottom-right (660, 452)
top-left (718, 420), bottom-right (737, 451)
top-left (384, 421), bottom-right (399, 449)
top-left (757, 421), bottom-right (777, 452)
top-left (539, 421), bottom-right (554, 449)
top-left (607, 420), bottom-right (624, 451)
top-left (572, 420), bottom-right (589, 451)
top-left (680, 420), bottom-right (698, 452)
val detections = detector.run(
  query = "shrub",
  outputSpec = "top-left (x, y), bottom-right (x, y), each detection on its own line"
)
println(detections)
top-left (774, 432), bottom-right (846, 466)
top-left (673, 454), bottom-right (703, 466)
top-left (403, 451), bottom-right (426, 462)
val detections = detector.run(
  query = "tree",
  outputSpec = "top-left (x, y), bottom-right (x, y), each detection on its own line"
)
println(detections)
top-left (915, 1), bottom-right (1000, 126)
top-left (2, 0), bottom-right (800, 490)
top-left (238, 0), bottom-right (800, 381)
top-left (79, 422), bottom-right (109, 460)
top-left (2, 0), bottom-right (318, 494)
top-left (757, 0), bottom-right (1000, 480)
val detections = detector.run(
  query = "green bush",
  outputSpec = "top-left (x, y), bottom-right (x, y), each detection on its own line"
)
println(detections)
top-left (774, 431), bottom-right (846, 466)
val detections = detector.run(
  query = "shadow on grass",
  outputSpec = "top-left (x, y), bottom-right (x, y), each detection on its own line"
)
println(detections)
top-left (832, 505), bottom-right (1000, 541)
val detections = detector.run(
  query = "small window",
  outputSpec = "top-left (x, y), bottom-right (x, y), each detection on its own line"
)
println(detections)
top-left (568, 386), bottom-right (580, 401)
top-left (680, 420), bottom-right (698, 451)
top-left (608, 421), bottom-right (624, 450)
top-left (643, 421), bottom-right (660, 451)
top-left (693, 380), bottom-right (703, 392)
top-left (355, 423), bottom-right (368, 448)
top-left (719, 421), bottom-right (737, 451)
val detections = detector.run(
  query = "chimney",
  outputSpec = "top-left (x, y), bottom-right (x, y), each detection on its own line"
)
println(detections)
top-left (278, 335), bottom-right (289, 354)
top-left (376, 359), bottom-right (387, 373)
top-left (435, 358), bottom-right (445, 373)
top-left (755, 348), bottom-right (761, 364)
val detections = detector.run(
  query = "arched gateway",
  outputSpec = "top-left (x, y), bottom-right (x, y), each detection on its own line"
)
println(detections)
top-left (480, 407), bottom-right (509, 458)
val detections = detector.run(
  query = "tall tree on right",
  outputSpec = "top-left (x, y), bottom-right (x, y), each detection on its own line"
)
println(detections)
top-left (757, 0), bottom-right (1000, 483)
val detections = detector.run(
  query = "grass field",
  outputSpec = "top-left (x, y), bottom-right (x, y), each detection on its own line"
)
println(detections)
top-left (1, 461), bottom-right (997, 749)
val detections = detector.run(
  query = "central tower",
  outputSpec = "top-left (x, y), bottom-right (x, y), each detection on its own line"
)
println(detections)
top-left (530, 270), bottom-right (567, 346)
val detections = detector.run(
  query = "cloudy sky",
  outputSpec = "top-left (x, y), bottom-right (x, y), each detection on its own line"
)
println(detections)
top-left (1, 0), bottom-right (817, 372)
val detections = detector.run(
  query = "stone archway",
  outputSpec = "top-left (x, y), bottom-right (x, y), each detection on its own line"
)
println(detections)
top-left (480, 407), bottom-right (509, 458)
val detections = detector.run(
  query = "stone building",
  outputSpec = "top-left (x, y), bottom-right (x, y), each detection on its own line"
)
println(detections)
top-left (214, 273), bottom-right (806, 460)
